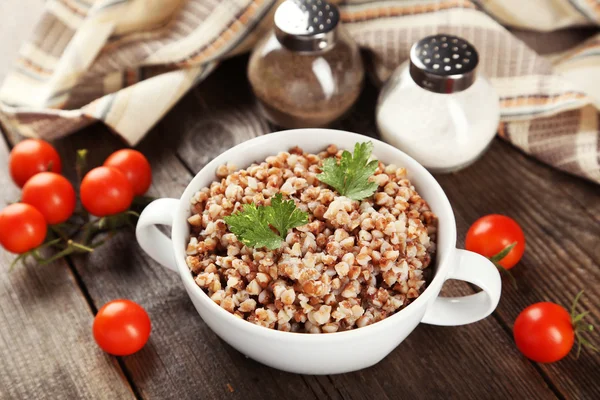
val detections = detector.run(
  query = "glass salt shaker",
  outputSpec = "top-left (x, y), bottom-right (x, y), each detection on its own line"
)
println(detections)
top-left (376, 34), bottom-right (500, 173)
top-left (248, 0), bottom-right (364, 129)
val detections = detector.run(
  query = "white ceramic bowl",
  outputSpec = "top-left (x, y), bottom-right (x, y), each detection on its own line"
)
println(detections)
top-left (136, 129), bottom-right (501, 375)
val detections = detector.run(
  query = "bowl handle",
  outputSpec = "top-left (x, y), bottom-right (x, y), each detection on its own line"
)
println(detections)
top-left (135, 198), bottom-right (179, 273)
top-left (421, 249), bottom-right (501, 326)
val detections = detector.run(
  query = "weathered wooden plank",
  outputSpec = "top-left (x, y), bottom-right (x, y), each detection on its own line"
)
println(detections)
top-left (44, 120), bottom-right (322, 399)
top-left (340, 71), bottom-right (599, 399)
top-left (556, 177), bottom-right (600, 224)
top-left (0, 137), bottom-right (134, 400)
top-left (0, 2), bottom-right (134, 398)
top-left (31, 56), bottom-right (557, 399)
top-left (165, 56), bottom-right (271, 173)
top-left (436, 139), bottom-right (600, 400)
top-left (309, 283), bottom-right (558, 400)
top-left (1, 21), bottom-right (597, 399)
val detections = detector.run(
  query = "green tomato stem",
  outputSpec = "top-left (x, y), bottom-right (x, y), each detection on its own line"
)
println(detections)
top-left (569, 290), bottom-right (597, 359)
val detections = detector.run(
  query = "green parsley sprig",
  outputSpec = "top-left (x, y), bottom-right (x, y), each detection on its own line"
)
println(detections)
top-left (316, 141), bottom-right (379, 201)
top-left (224, 194), bottom-right (308, 250)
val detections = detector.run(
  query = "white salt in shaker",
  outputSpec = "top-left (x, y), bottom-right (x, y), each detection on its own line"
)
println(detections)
top-left (376, 34), bottom-right (500, 173)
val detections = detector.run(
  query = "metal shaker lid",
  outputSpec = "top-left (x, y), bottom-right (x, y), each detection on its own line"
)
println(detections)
top-left (274, 0), bottom-right (340, 52)
top-left (409, 34), bottom-right (479, 94)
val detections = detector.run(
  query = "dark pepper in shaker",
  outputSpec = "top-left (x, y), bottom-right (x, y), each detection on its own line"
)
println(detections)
top-left (248, 0), bottom-right (364, 129)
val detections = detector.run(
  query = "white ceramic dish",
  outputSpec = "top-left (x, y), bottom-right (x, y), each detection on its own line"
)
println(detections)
top-left (136, 129), bottom-right (501, 375)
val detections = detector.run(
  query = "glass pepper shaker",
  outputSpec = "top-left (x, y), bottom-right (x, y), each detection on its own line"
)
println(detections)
top-left (376, 34), bottom-right (500, 173)
top-left (248, 0), bottom-right (364, 129)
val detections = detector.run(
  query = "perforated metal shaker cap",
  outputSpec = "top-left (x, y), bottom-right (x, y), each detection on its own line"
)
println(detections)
top-left (409, 34), bottom-right (479, 94)
top-left (274, 0), bottom-right (340, 52)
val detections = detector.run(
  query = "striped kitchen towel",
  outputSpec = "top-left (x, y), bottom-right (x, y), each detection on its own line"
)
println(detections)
top-left (0, 0), bottom-right (599, 183)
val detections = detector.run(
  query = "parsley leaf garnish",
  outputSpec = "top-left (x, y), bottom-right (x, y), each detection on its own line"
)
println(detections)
top-left (267, 194), bottom-right (309, 240)
top-left (223, 203), bottom-right (283, 250)
top-left (316, 141), bottom-right (379, 201)
top-left (223, 193), bottom-right (308, 250)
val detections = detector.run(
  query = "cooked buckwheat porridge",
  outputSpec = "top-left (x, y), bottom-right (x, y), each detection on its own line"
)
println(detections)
top-left (186, 144), bottom-right (437, 333)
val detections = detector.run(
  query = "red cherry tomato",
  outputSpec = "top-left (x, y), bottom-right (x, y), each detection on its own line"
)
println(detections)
top-left (104, 149), bottom-right (152, 196)
top-left (0, 203), bottom-right (47, 254)
top-left (514, 302), bottom-right (574, 363)
top-left (80, 166), bottom-right (134, 217)
top-left (465, 214), bottom-right (525, 269)
top-left (9, 139), bottom-right (62, 187)
top-left (22, 172), bottom-right (76, 225)
top-left (93, 299), bottom-right (151, 356)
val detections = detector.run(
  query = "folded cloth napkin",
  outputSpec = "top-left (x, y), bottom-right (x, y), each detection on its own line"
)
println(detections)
top-left (1, 0), bottom-right (599, 183)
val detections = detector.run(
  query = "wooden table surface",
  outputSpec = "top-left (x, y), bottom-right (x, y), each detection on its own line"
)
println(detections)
top-left (0, 6), bottom-right (599, 400)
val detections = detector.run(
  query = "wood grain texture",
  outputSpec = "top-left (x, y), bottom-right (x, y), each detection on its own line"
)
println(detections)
top-left (0, 138), bottom-right (134, 400)
top-left (1, 57), bottom-right (559, 400)
top-left (436, 140), bottom-right (600, 400)
top-left (39, 123), bottom-right (321, 399)
top-left (0, 3), bottom-right (134, 398)
top-left (342, 74), bottom-right (600, 400)
top-left (0, 10), bottom-right (599, 398)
